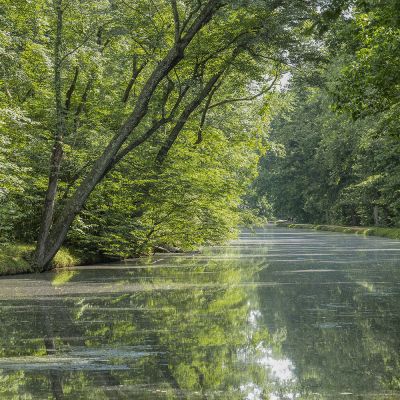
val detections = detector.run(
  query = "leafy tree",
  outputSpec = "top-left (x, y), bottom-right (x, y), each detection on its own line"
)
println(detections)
top-left (331, 0), bottom-right (400, 125)
top-left (1, 0), bottom-right (341, 270)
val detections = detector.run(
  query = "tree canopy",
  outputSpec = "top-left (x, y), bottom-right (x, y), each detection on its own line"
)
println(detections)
top-left (1, 0), bottom-right (399, 270)
top-left (0, 0), bottom-right (342, 270)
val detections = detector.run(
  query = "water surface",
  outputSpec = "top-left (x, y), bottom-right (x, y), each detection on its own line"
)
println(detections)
top-left (1, 227), bottom-right (400, 399)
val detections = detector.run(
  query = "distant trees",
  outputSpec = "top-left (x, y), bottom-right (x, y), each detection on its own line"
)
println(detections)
top-left (253, 1), bottom-right (400, 226)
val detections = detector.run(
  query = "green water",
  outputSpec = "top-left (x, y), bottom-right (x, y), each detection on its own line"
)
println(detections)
top-left (0, 227), bottom-right (400, 399)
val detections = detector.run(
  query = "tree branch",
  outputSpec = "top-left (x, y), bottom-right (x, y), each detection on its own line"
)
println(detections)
top-left (114, 80), bottom-right (190, 164)
top-left (195, 83), bottom-right (220, 144)
top-left (61, 30), bottom-right (93, 62)
top-left (73, 76), bottom-right (94, 133)
top-left (209, 74), bottom-right (279, 109)
top-left (65, 66), bottom-right (79, 111)
top-left (171, 0), bottom-right (180, 42)
top-left (155, 70), bottom-right (225, 165)
top-left (162, 77), bottom-right (175, 118)
top-left (122, 55), bottom-right (147, 103)
top-left (180, 0), bottom-right (202, 34)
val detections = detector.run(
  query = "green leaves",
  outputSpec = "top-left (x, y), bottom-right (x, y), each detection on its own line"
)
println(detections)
top-left (332, 7), bottom-right (400, 120)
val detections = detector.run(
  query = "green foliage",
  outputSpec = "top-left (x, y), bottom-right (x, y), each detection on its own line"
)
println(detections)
top-left (331, 3), bottom-right (400, 124)
top-left (0, 243), bottom-right (86, 275)
top-left (2, 0), bottom-right (396, 264)
top-left (69, 114), bottom-right (265, 256)
top-left (0, 0), bottom-right (282, 257)
top-left (255, 60), bottom-right (400, 226)
top-left (0, 243), bottom-right (32, 274)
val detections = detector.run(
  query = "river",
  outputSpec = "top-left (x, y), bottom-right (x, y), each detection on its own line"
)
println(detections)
top-left (0, 226), bottom-right (399, 399)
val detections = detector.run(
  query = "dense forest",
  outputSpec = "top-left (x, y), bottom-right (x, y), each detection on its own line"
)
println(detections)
top-left (252, 0), bottom-right (400, 227)
top-left (1, 0), bottom-right (399, 273)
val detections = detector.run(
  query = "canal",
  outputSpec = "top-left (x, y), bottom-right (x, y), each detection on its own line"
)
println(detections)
top-left (0, 227), bottom-right (399, 399)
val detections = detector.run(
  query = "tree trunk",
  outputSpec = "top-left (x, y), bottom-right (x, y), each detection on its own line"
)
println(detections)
top-left (34, 0), bottom-right (65, 271)
top-left (373, 205), bottom-right (379, 226)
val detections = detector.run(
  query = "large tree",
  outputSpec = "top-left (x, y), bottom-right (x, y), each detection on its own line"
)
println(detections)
top-left (1, 0), bottom-right (337, 271)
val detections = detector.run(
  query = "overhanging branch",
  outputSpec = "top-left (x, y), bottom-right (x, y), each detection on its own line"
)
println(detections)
top-left (209, 74), bottom-right (279, 109)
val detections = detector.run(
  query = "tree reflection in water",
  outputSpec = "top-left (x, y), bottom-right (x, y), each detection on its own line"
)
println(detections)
top-left (0, 257), bottom-right (282, 399)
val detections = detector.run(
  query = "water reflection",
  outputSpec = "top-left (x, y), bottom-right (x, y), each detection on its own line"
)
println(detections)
top-left (0, 227), bottom-right (400, 399)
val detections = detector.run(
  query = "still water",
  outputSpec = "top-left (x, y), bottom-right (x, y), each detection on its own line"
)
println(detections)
top-left (0, 227), bottom-right (400, 399)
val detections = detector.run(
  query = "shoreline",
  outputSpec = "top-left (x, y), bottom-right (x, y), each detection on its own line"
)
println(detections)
top-left (3, 223), bottom-right (400, 277)
top-left (0, 244), bottom-right (113, 277)
top-left (275, 222), bottom-right (400, 240)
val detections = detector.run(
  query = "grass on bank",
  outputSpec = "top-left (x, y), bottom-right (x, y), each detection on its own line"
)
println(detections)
top-left (276, 222), bottom-right (400, 240)
top-left (0, 244), bottom-right (84, 276)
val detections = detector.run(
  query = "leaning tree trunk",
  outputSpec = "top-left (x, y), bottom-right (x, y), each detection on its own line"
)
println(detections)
top-left (34, 0), bottom-right (65, 271)
top-left (34, 0), bottom-right (224, 272)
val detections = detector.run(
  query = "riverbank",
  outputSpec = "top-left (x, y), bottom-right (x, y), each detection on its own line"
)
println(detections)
top-left (0, 244), bottom-right (107, 276)
top-left (3, 223), bottom-right (400, 276)
top-left (0, 241), bottom-right (184, 276)
top-left (276, 222), bottom-right (400, 240)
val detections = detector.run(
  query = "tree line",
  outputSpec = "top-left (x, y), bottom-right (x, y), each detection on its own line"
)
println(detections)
top-left (251, 0), bottom-right (400, 227)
